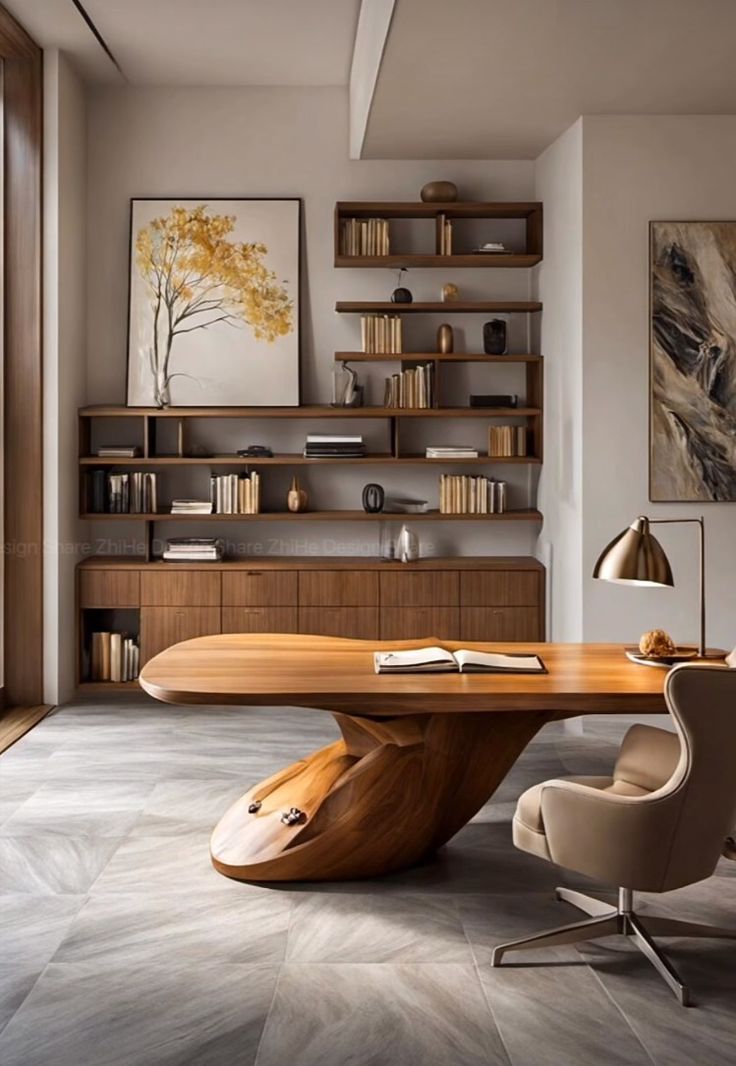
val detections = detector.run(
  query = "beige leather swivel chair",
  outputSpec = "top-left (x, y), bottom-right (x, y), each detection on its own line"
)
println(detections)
top-left (492, 664), bottom-right (736, 1006)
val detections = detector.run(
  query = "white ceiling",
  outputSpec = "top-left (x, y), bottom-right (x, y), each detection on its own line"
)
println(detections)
top-left (5, 0), bottom-right (361, 86)
top-left (361, 0), bottom-right (736, 158)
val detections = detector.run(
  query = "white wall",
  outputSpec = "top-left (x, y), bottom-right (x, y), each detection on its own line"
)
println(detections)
top-left (534, 120), bottom-right (583, 640)
top-left (43, 50), bottom-right (87, 702)
top-left (85, 86), bottom-right (540, 559)
top-left (582, 116), bottom-right (736, 649)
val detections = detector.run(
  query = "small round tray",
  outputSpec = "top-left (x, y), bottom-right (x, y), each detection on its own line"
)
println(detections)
top-left (625, 646), bottom-right (699, 668)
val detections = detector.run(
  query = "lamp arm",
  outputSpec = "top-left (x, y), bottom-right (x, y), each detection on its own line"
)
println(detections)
top-left (647, 516), bottom-right (705, 657)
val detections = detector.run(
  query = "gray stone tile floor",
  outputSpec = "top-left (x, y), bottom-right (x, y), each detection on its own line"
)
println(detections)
top-left (0, 700), bottom-right (734, 1065)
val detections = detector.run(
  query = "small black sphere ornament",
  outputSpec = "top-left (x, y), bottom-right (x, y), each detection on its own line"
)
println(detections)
top-left (391, 267), bottom-right (413, 304)
top-left (362, 483), bottom-right (385, 513)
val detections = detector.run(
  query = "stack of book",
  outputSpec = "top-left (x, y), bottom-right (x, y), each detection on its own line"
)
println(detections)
top-left (170, 499), bottom-right (213, 515)
top-left (360, 314), bottom-right (402, 353)
top-left (437, 213), bottom-right (454, 255)
top-left (304, 435), bottom-right (366, 458)
top-left (340, 217), bottom-right (390, 256)
top-left (425, 445), bottom-right (479, 460)
top-left (209, 472), bottom-right (261, 514)
top-left (87, 471), bottom-right (158, 513)
top-left (96, 445), bottom-right (140, 458)
top-left (90, 631), bottom-right (139, 682)
top-left (383, 364), bottom-right (434, 409)
top-left (439, 475), bottom-right (508, 514)
top-left (163, 537), bottom-right (223, 562)
top-left (489, 425), bottom-right (528, 457)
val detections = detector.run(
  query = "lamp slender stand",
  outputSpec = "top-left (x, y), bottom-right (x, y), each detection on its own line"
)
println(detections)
top-left (648, 517), bottom-right (705, 658)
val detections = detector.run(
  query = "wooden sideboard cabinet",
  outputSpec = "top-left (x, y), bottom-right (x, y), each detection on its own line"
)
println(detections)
top-left (77, 556), bottom-right (545, 691)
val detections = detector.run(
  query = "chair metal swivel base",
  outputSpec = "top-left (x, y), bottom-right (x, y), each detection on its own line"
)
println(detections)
top-left (491, 887), bottom-right (736, 1006)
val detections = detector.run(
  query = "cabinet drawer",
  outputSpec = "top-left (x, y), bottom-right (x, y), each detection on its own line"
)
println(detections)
top-left (299, 571), bottom-right (378, 606)
top-left (140, 606), bottom-right (221, 664)
top-left (380, 607), bottom-right (460, 641)
top-left (460, 607), bottom-right (541, 642)
top-left (460, 571), bottom-right (540, 607)
top-left (80, 570), bottom-right (140, 608)
top-left (222, 571), bottom-right (297, 606)
top-left (222, 606), bottom-right (298, 633)
top-left (141, 571), bottom-right (220, 606)
top-left (298, 607), bottom-right (379, 639)
top-left (380, 571), bottom-right (459, 607)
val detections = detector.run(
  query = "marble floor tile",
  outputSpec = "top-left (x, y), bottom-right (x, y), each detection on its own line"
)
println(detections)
top-left (2, 893), bottom-right (88, 967)
top-left (1, 782), bottom-right (154, 838)
top-left (286, 892), bottom-right (473, 963)
top-left (128, 777), bottom-right (246, 836)
top-left (89, 832), bottom-right (242, 896)
top-left (0, 835), bottom-right (124, 895)
top-left (0, 966), bottom-right (43, 1035)
top-left (0, 962), bottom-right (278, 1066)
top-left (255, 963), bottom-right (509, 1066)
top-left (55, 888), bottom-right (293, 964)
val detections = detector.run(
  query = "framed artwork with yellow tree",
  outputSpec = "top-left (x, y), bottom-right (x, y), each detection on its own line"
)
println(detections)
top-left (127, 198), bottom-right (300, 406)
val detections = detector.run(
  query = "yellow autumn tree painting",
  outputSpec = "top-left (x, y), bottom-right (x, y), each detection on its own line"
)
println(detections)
top-left (135, 204), bottom-right (294, 406)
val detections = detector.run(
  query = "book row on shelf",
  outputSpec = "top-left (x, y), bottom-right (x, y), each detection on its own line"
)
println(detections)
top-left (90, 631), bottom-right (139, 682)
top-left (383, 364), bottom-right (435, 409)
top-left (211, 472), bottom-right (261, 514)
top-left (163, 537), bottom-right (223, 562)
top-left (340, 216), bottom-right (390, 256)
top-left (488, 425), bottom-right (528, 458)
top-left (87, 471), bottom-right (158, 514)
top-left (439, 474), bottom-right (508, 515)
top-left (361, 314), bottom-right (403, 353)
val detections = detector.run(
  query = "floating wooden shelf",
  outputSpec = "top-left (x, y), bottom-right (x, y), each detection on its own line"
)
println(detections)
top-left (80, 453), bottom-right (541, 467)
top-left (81, 509), bottom-right (543, 523)
top-left (334, 254), bottom-right (541, 269)
top-left (335, 301), bottom-right (542, 314)
top-left (335, 352), bottom-right (542, 363)
top-left (335, 201), bottom-right (542, 219)
top-left (79, 404), bottom-right (539, 419)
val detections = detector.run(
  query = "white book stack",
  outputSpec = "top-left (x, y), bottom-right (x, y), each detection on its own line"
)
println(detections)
top-left (170, 499), bottom-right (213, 515)
top-left (425, 445), bottom-right (479, 459)
top-left (163, 537), bottom-right (223, 562)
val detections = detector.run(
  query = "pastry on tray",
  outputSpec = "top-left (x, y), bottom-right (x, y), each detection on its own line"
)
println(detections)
top-left (639, 629), bottom-right (677, 657)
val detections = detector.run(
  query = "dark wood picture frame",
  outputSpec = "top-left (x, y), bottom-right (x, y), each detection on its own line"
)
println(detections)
top-left (1, 6), bottom-right (43, 707)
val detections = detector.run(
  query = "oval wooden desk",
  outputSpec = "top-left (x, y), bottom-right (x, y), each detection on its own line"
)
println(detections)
top-left (139, 635), bottom-right (667, 883)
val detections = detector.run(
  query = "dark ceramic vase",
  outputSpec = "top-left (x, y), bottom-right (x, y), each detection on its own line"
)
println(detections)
top-left (362, 483), bottom-right (385, 513)
top-left (391, 287), bottom-right (413, 303)
top-left (483, 319), bottom-right (507, 355)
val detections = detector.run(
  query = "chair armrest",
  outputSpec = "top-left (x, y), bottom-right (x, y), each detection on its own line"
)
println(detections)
top-left (540, 779), bottom-right (680, 892)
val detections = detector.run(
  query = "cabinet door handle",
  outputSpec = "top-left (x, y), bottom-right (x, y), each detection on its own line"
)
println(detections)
top-left (246, 572), bottom-right (261, 576)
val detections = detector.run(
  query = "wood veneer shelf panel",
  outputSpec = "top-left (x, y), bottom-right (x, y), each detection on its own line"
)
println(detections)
top-left (335, 352), bottom-right (542, 363)
top-left (78, 555), bottom-right (546, 572)
top-left (80, 509), bottom-right (543, 523)
top-left (79, 405), bottom-right (540, 419)
top-left (335, 201), bottom-right (542, 220)
top-left (335, 301), bottom-right (542, 314)
top-left (80, 453), bottom-right (541, 467)
top-left (334, 254), bottom-right (541, 268)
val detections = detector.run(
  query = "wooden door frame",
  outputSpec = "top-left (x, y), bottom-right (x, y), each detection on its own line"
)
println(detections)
top-left (1, 6), bottom-right (43, 706)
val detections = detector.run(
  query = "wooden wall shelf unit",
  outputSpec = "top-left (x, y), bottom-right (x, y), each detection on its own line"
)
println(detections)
top-left (335, 301), bottom-right (542, 314)
top-left (76, 556), bottom-right (545, 693)
top-left (334, 201), bottom-right (543, 267)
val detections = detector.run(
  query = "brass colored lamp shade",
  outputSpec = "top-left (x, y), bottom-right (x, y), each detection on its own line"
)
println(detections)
top-left (593, 517), bottom-right (674, 588)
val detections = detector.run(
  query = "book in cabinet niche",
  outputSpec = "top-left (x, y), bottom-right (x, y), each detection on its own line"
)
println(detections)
top-left (334, 201), bottom-right (543, 268)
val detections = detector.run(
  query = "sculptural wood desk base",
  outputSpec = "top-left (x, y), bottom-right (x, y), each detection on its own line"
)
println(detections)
top-left (139, 635), bottom-right (667, 883)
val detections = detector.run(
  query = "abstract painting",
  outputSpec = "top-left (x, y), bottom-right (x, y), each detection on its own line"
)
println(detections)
top-left (127, 198), bottom-right (300, 407)
top-left (650, 221), bottom-right (736, 501)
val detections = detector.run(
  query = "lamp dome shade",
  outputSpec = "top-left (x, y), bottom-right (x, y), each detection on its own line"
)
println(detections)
top-left (593, 517), bottom-right (674, 587)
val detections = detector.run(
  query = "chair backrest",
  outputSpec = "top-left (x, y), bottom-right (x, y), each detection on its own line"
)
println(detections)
top-left (659, 664), bottom-right (736, 890)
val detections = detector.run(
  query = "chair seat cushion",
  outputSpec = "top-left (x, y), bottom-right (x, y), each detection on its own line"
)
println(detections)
top-left (512, 775), bottom-right (650, 861)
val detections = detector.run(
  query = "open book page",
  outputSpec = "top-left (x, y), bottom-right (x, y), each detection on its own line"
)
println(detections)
top-left (454, 650), bottom-right (547, 673)
top-left (374, 647), bottom-right (457, 673)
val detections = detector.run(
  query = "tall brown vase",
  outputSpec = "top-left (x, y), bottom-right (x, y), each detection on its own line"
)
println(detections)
top-left (437, 323), bottom-right (454, 354)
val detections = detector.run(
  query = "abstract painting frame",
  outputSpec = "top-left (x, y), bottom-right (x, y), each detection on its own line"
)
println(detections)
top-left (126, 197), bottom-right (301, 407)
top-left (650, 220), bottom-right (736, 501)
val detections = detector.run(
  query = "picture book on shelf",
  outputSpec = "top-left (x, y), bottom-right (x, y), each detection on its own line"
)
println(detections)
top-left (374, 646), bottom-right (546, 674)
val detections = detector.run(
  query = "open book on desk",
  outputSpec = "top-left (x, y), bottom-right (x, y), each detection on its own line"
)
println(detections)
top-left (374, 646), bottom-right (547, 675)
